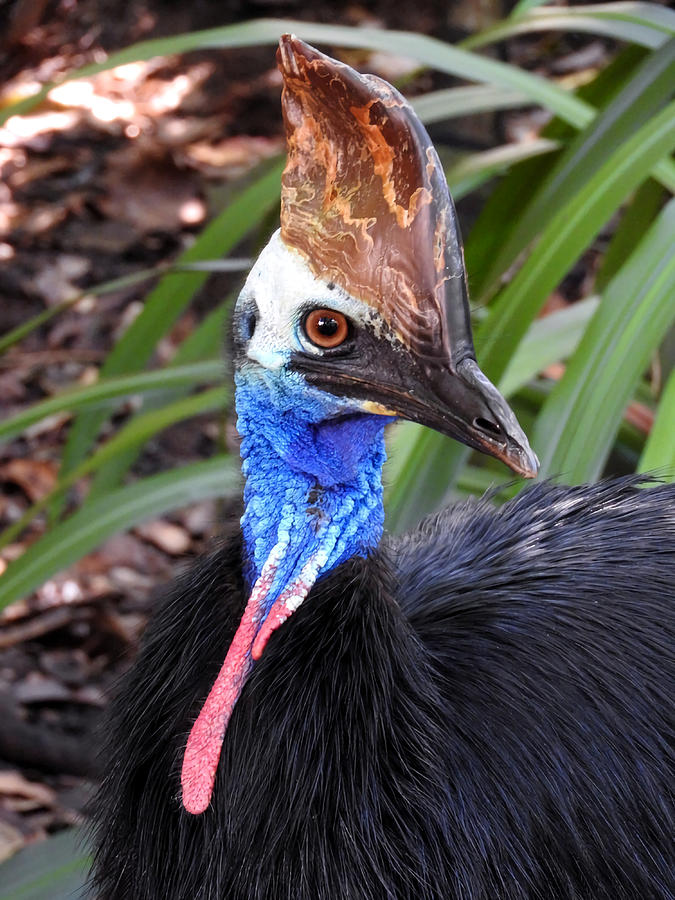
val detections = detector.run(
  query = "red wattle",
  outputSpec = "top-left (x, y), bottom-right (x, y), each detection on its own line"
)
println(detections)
top-left (181, 596), bottom-right (260, 814)
top-left (181, 551), bottom-right (316, 814)
top-left (251, 602), bottom-right (292, 660)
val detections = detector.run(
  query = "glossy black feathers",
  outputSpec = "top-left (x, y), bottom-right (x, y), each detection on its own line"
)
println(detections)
top-left (90, 479), bottom-right (674, 899)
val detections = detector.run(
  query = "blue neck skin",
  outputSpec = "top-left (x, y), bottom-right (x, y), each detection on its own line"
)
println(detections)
top-left (235, 366), bottom-right (391, 611)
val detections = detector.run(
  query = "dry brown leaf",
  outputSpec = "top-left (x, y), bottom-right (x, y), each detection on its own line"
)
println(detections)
top-left (135, 519), bottom-right (191, 555)
top-left (0, 771), bottom-right (56, 809)
top-left (180, 135), bottom-right (283, 178)
top-left (0, 817), bottom-right (25, 864)
top-left (0, 458), bottom-right (58, 502)
top-left (31, 254), bottom-right (90, 306)
top-left (99, 146), bottom-right (205, 233)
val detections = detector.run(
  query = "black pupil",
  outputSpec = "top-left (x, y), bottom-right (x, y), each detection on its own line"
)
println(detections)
top-left (317, 315), bottom-right (338, 336)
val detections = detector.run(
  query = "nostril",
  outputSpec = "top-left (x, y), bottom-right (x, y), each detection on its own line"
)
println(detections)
top-left (474, 417), bottom-right (504, 439)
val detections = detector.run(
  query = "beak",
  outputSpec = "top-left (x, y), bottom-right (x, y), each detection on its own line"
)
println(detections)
top-left (417, 356), bottom-right (540, 479)
top-left (293, 338), bottom-right (539, 480)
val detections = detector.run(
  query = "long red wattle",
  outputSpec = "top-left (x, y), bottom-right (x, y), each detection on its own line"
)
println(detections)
top-left (181, 586), bottom-right (262, 815)
top-left (181, 545), bottom-right (319, 815)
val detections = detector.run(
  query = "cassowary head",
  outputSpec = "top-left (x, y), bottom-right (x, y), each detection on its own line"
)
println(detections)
top-left (233, 34), bottom-right (538, 479)
top-left (182, 36), bottom-right (538, 816)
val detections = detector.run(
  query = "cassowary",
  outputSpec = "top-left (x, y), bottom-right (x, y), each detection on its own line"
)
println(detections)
top-left (90, 37), bottom-right (674, 899)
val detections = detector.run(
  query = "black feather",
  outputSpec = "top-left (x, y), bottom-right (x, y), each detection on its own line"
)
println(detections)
top-left (90, 478), bottom-right (675, 899)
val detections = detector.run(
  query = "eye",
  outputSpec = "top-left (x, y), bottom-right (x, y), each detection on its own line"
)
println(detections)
top-left (303, 308), bottom-right (350, 349)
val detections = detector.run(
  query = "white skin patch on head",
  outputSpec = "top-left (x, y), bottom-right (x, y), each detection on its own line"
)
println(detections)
top-left (236, 230), bottom-right (372, 370)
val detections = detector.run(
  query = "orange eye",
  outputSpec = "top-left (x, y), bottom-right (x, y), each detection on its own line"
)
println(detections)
top-left (303, 309), bottom-right (350, 349)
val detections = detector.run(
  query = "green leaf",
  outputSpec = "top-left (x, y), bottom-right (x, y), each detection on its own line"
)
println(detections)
top-left (465, 4), bottom-right (675, 51)
top-left (477, 37), bottom-right (675, 304)
top-left (411, 84), bottom-right (529, 124)
top-left (57, 160), bottom-right (282, 493)
top-left (170, 299), bottom-right (231, 366)
top-left (0, 265), bottom-right (174, 356)
top-left (453, 465), bottom-right (514, 499)
top-left (84, 300), bottom-right (233, 498)
top-left (595, 178), bottom-right (665, 291)
top-left (0, 19), bottom-right (594, 130)
top-left (464, 151), bottom-right (562, 301)
top-left (499, 297), bottom-right (600, 397)
top-left (510, 0), bottom-right (553, 18)
top-left (445, 138), bottom-right (560, 199)
top-left (389, 96), bottom-right (675, 530)
top-left (79, 297), bottom-right (232, 499)
top-left (0, 361), bottom-right (223, 445)
top-left (0, 457), bottom-right (241, 610)
top-left (0, 261), bottom-right (245, 356)
top-left (464, 43), bottom-right (647, 300)
top-left (0, 387), bottom-right (228, 550)
top-left (638, 368), bottom-right (675, 474)
top-left (534, 198), bottom-right (675, 482)
top-left (385, 426), bottom-right (468, 532)
top-left (0, 830), bottom-right (88, 900)
top-left (384, 298), bottom-right (600, 530)
top-left (476, 98), bottom-right (675, 387)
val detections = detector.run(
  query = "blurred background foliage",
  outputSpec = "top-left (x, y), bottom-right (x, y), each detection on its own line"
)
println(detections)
top-left (0, 0), bottom-right (673, 891)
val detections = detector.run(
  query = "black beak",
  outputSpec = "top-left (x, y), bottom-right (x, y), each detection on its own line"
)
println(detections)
top-left (292, 333), bottom-right (539, 480)
top-left (415, 355), bottom-right (540, 479)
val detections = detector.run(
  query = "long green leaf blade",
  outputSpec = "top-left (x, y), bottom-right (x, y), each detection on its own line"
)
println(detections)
top-left (476, 98), bottom-right (675, 386)
top-left (465, 3), bottom-right (675, 51)
top-left (595, 178), bottom-right (665, 290)
top-left (388, 97), bottom-right (675, 530)
top-left (534, 198), bottom-right (675, 481)
top-left (0, 457), bottom-right (240, 610)
top-left (411, 84), bottom-right (529, 123)
top-left (499, 297), bottom-right (600, 397)
top-left (0, 830), bottom-right (88, 900)
top-left (465, 43), bottom-right (648, 300)
top-left (445, 138), bottom-right (560, 199)
top-left (385, 427), bottom-right (468, 531)
top-left (82, 298), bottom-right (232, 497)
top-left (0, 19), bottom-right (594, 130)
top-left (0, 387), bottom-right (228, 550)
top-left (477, 37), bottom-right (675, 303)
top-left (385, 298), bottom-right (600, 530)
top-left (0, 361), bottom-right (223, 445)
top-left (638, 368), bottom-right (675, 474)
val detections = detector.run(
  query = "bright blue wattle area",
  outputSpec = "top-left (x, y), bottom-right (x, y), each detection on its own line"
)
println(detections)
top-left (235, 367), bottom-right (391, 609)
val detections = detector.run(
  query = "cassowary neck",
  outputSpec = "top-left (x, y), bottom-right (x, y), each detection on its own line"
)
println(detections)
top-left (182, 373), bottom-right (391, 814)
top-left (236, 373), bottom-right (389, 594)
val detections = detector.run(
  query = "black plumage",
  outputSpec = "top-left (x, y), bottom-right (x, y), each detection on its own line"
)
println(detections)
top-left (90, 477), bottom-right (674, 899)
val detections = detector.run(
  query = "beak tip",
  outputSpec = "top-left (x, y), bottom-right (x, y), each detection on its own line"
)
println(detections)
top-left (498, 441), bottom-right (538, 480)
top-left (519, 446), bottom-right (540, 480)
